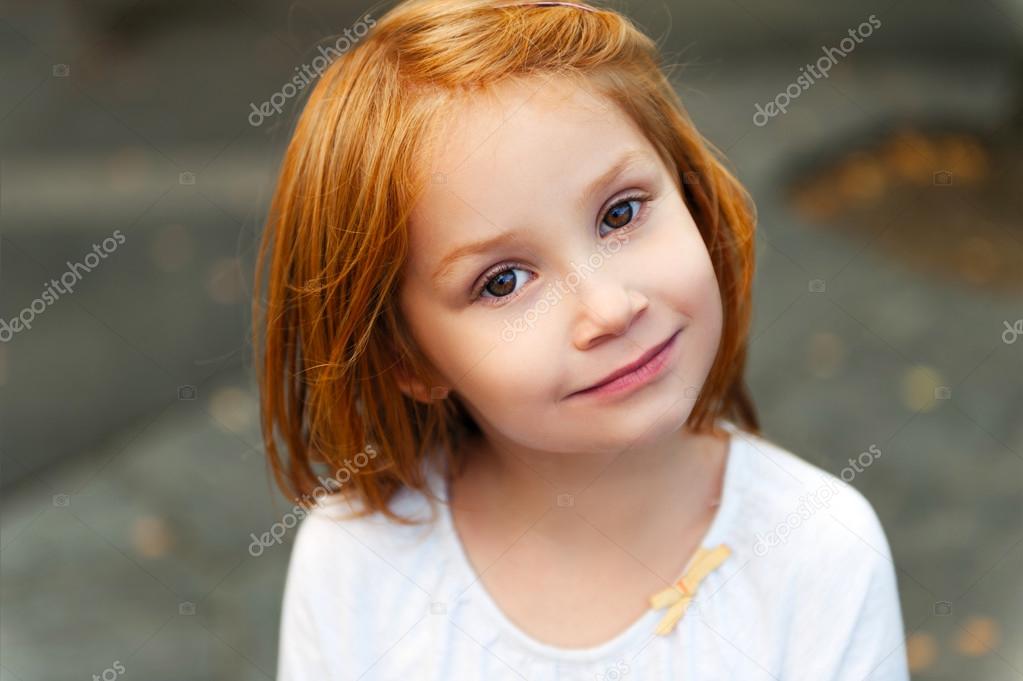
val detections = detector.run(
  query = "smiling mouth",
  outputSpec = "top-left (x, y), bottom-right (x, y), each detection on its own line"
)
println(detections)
top-left (566, 328), bottom-right (682, 399)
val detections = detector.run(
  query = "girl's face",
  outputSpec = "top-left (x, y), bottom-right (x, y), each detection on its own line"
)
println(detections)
top-left (398, 75), bottom-right (723, 455)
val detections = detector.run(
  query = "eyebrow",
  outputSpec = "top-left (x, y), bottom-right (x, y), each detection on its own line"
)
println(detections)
top-left (431, 149), bottom-right (654, 284)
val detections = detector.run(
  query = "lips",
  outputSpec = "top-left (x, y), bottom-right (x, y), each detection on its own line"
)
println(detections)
top-left (569, 328), bottom-right (682, 397)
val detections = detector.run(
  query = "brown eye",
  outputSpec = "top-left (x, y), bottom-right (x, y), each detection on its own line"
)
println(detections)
top-left (599, 197), bottom-right (643, 236)
top-left (485, 269), bottom-right (517, 297)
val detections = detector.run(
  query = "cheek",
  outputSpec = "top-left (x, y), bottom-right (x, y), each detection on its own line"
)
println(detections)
top-left (403, 287), bottom-right (557, 406)
top-left (446, 330), bottom-right (565, 443)
top-left (637, 205), bottom-right (720, 318)
top-left (455, 320), bottom-right (557, 403)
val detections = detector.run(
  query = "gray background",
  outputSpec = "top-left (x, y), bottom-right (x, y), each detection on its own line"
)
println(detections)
top-left (2, 0), bottom-right (1021, 679)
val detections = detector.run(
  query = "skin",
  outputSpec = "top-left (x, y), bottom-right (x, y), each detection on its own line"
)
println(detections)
top-left (396, 74), bottom-right (730, 646)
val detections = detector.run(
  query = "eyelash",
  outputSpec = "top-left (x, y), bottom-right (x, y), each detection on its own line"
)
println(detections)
top-left (469, 191), bottom-right (653, 305)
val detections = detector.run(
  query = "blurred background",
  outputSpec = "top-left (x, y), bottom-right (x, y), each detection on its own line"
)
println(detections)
top-left (1, 0), bottom-right (1021, 678)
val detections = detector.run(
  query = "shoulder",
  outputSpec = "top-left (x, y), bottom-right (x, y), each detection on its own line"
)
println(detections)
top-left (724, 428), bottom-right (909, 679)
top-left (728, 427), bottom-right (893, 574)
top-left (283, 449), bottom-right (459, 599)
top-left (286, 486), bottom-right (445, 587)
top-left (276, 488), bottom-right (452, 678)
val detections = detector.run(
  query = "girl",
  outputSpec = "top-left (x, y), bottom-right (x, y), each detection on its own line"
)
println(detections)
top-left (253, 0), bottom-right (909, 678)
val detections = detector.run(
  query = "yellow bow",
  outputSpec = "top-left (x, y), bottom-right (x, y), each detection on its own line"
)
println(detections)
top-left (649, 543), bottom-right (731, 636)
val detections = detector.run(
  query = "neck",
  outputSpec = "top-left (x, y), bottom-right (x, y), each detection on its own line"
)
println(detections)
top-left (449, 420), bottom-right (730, 543)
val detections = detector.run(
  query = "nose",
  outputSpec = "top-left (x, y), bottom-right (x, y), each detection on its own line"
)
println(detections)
top-left (571, 273), bottom-right (649, 351)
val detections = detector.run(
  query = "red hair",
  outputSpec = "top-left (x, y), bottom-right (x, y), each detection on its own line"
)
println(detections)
top-left (252, 0), bottom-right (759, 525)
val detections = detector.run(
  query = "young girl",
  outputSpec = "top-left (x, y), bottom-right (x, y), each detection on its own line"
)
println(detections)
top-left (254, 0), bottom-right (910, 678)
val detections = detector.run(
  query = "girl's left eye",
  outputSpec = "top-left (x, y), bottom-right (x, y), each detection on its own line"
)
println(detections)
top-left (598, 195), bottom-right (648, 237)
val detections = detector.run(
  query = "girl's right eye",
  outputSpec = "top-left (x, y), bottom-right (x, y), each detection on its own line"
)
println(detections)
top-left (472, 264), bottom-right (533, 304)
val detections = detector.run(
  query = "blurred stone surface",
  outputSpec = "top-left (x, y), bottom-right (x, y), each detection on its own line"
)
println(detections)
top-left (2, 1), bottom-right (1021, 679)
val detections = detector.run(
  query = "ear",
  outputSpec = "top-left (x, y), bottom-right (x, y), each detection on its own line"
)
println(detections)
top-left (395, 366), bottom-right (451, 404)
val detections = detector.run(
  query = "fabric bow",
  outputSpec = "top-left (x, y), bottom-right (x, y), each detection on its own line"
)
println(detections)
top-left (649, 543), bottom-right (731, 635)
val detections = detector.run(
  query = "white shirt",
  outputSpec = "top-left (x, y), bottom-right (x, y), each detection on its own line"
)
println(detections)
top-left (276, 420), bottom-right (910, 680)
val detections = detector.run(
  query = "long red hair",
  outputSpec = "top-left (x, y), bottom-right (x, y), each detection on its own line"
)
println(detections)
top-left (253, 0), bottom-right (759, 525)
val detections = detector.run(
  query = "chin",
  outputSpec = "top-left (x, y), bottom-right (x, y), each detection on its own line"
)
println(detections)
top-left (610, 404), bottom-right (694, 450)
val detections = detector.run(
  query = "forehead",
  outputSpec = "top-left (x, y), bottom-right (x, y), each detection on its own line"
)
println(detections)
top-left (407, 75), bottom-right (659, 270)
